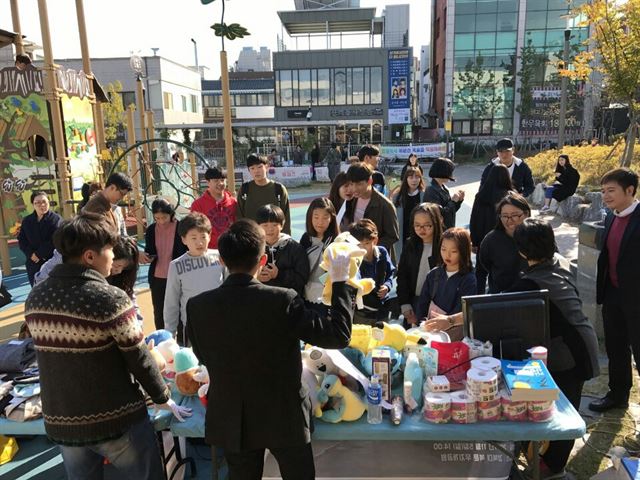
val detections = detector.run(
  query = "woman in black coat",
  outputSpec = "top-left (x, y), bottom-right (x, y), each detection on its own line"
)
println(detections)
top-left (423, 158), bottom-right (464, 229)
top-left (508, 218), bottom-right (599, 478)
top-left (400, 153), bottom-right (423, 181)
top-left (541, 155), bottom-right (580, 211)
top-left (142, 199), bottom-right (187, 330)
top-left (18, 191), bottom-right (62, 286)
top-left (469, 164), bottom-right (512, 250)
top-left (396, 202), bottom-right (444, 327)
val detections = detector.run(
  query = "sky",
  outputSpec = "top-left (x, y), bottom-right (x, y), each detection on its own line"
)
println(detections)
top-left (0, 0), bottom-right (430, 79)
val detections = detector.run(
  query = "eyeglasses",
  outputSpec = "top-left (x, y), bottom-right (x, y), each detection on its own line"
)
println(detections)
top-left (500, 213), bottom-right (524, 221)
top-left (414, 224), bottom-right (433, 230)
top-left (33, 200), bottom-right (48, 205)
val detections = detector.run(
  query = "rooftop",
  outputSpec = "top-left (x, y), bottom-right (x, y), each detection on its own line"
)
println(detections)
top-left (277, 8), bottom-right (383, 35)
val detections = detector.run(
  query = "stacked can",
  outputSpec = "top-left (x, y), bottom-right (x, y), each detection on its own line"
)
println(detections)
top-left (450, 391), bottom-right (477, 424)
top-left (423, 392), bottom-right (451, 424)
top-left (499, 390), bottom-right (528, 421)
top-left (528, 400), bottom-right (555, 422)
top-left (466, 368), bottom-right (501, 422)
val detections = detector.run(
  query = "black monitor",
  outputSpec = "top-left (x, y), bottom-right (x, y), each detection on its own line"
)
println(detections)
top-left (462, 290), bottom-right (550, 361)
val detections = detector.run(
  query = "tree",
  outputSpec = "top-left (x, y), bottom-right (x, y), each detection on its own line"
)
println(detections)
top-left (454, 54), bottom-right (503, 155)
top-left (562, 0), bottom-right (640, 166)
top-left (102, 81), bottom-right (126, 149)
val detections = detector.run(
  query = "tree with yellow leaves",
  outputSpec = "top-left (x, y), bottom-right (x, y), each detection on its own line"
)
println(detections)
top-left (563, 0), bottom-right (640, 167)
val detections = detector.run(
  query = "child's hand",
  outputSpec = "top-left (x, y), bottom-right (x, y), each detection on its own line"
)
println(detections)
top-left (377, 285), bottom-right (389, 299)
top-left (257, 267), bottom-right (271, 282)
top-left (266, 263), bottom-right (278, 279)
top-left (404, 309), bottom-right (417, 326)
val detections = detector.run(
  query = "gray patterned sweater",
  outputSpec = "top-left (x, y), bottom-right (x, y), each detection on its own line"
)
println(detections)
top-left (24, 263), bottom-right (170, 445)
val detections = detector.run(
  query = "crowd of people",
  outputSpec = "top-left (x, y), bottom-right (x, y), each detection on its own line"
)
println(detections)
top-left (13, 137), bottom-right (640, 480)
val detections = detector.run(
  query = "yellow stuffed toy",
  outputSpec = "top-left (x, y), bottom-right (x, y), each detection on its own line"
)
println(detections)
top-left (372, 322), bottom-right (426, 352)
top-left (320, 233), bottom-right (375, 310)
top-left (349, 324), bottom-right (379, 354)
top-left (314, 374), bottom-right (367, 423)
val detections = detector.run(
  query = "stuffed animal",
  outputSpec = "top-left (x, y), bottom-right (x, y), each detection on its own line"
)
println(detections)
top-left (301, 366), bottom-right (320, 413)
top-left (349, 324), bottom-right (379, 354)
top-left (301, 346), bottom-right (359, 391)
top-left (319, 233), bottom-right (375, 310)
top-left (146, 340), bottom-right (166, 373)
top-left (372, 322), bottom-right (426, 352)
top-left (174, 348), bottom-right (204, 396)
top-left (315, 374), bottom-right (366, 423)
top-left (155, 338), bottom-right (180, 380)
top-left (193, 366), bottom-right (210, 406)
top-left (145, 329), bottom-right (173, 347)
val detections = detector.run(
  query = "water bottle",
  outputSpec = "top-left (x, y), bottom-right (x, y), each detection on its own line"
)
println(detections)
top-left (367, 375), bottom-right (383, 424)
top-left (404, 352), bottom-right (423, 409)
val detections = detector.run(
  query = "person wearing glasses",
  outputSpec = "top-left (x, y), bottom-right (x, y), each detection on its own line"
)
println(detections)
top-left (83, 172), bottom-right (133, 237)
top-left (475, 192), bottom-right (530, 294)
top-left (18, 191), bottom-right (62, 285)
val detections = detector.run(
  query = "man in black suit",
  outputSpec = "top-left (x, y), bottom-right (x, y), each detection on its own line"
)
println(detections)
top-left (186, 219), bottom-right (356, 479)
top-left (589, 168), bottom-right (640, 412)
top-left (480, 138), bottom-right (534, 197)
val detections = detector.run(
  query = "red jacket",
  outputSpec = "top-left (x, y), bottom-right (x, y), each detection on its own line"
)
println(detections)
top-left (191, 190), bottom-right (237, 248)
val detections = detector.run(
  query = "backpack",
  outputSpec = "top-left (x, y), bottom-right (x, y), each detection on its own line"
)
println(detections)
top-left (239, 181), bottom-right (285, 207)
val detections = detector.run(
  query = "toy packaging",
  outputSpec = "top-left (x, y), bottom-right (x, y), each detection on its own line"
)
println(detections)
top-left (371, 348), bottom-right (391, 403)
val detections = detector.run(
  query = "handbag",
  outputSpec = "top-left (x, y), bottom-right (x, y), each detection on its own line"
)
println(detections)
top-left (0, 283), bottom-right (12, 309)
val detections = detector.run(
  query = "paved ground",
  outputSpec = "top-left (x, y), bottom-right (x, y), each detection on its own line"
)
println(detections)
top-left (0, 164), bottom-right (608, 480)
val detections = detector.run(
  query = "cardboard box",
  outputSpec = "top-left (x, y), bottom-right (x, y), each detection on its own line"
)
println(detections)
top-left (372, 348), bottom-right (391, 403)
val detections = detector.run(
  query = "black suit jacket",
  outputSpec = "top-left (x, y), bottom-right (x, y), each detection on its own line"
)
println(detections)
top-left (596, 205), bottom-right (640, 305)
top-left (144, 221), bottom-right (187, 281)
top-left (481, 159), bottom-right (535, 197)
top-left (396, 238), bottom-right (438, 308)
top-left (186, 274), bottom-right (354, 452)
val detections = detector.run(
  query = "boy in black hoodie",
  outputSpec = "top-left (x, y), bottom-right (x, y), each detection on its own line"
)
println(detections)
top-left (256, 204), bottom-right (310, 296)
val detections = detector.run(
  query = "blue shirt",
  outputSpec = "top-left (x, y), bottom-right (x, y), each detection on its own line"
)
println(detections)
top-left (415, 266), bottom-right (477, 319)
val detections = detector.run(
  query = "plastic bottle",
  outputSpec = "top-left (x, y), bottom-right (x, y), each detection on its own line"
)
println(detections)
top-left (404, 352), bottom-right (423, 409)
top-left (367, 375), bottom-right (383, 424)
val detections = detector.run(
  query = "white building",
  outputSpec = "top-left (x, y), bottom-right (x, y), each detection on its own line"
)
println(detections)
top-left (419, 44), bottom-right (431, 127)
top-left (383, 4), bottom-right (410, 48)
top-left (235, 47), bottom-right (271, 72)
top-left (48, 55), bottom-right (203, 140)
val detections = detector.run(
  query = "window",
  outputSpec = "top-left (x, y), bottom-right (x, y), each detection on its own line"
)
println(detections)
top-left (526, 11), bottom-right (547, 29)
top-left (292, 69), bottom-right (299, 106)
top-left (334, 68), bottom-right (346, 105)
top-left (202, 128), bottom-right (218, 140)
top-left (497, 12), bottom-right (517, 31)
top-left (346, 68), bottom-right (353, 104)
top-left (352, 67), bottom-right (364, 105)
top-left (475, 32), bottom-right (496, 49)
top-left (476, 13), bottom-right (497, 32)
top-left (370, 67), bottom-right (382, 103)
top-left (163, 92), bottom-right (173, 110)
top-left (190, 94), bottom-right (198, 113)
top-left (455, 14), bottom-right (476, 33)
top-left (257, 93), bottom-right (273, 105)
top-left (280, 70), bottom-right (292, 107)
top-left (476, 0), bottom-right (497, 14)
top-left (455, 33), bottom-right (475, 50)
top-left (456, 0), bottom-right (476, 15)
top-left (318, 69), bottom-right (330, 105)
top-left (121, 91), bottom-right (136, 108)
top-left (181, 95), bottom-right (187, 112)
top-left (275, 71), bottom-right (281, 106)
top-left (299, 69), bottom-right (311, 107)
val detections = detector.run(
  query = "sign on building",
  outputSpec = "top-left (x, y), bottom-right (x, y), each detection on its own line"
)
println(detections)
top-left (387, 49), bottom-right (411, 125)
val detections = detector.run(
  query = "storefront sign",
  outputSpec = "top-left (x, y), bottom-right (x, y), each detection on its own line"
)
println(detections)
top-left (387, 49), bottom-right (411, 125)
top-left (379, 143), bottom-right (453, 158)
top-left (287, 109), bottom-right (307, 119)
top-left (520, 85), bottom-right (584, 136)
top-left (329, 107), bottom-right (383, 118)
top-left (0, 66), bottom-right (92, 99)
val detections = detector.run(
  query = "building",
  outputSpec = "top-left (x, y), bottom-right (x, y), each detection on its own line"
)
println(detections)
top-left (431, 0), bottom-right (591, 142)
top-left (235, 47), bottom-right (271, 72)
top-left (418, 44), bottom-right (432, 128)
top-left (44, 55), bottom-right (203, 141)
top-left (273, 2), bottom-right (415, 144)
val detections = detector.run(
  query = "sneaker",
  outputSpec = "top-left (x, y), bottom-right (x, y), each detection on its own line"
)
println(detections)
top-left (540, 206), bottom-right (550, 212)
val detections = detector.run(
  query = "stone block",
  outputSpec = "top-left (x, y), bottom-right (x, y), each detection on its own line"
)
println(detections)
top-left (558, 195), bottom-right (587, 222)
top-left (582, 192), bottom-right (605, 222)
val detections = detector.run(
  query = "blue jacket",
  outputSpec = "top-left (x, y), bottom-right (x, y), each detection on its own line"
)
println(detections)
top-left (359, 245), bottom-right (396, 310)
top-left (415, 266), bottom-right (477, 319)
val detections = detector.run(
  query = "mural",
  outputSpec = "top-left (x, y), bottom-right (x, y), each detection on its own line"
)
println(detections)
top-left (0, 88), bottom-right (59, 236)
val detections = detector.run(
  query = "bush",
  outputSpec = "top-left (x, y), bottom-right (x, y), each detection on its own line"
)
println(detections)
top-left (526, 142), bottom-right (640, 188)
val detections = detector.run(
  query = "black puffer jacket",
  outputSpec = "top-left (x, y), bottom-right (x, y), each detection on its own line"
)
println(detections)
top-left (263, 234), bottom-right (310, 297)
top-left (396, 237), bottom-right (439, 308)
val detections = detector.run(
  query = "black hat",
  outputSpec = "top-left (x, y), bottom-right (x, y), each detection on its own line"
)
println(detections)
top-left (429, 158), bottom-right (456, 181)
top-left (496, 138), bottom-right (514, 151)
top-left (204, 167), bottom-right (225, 180)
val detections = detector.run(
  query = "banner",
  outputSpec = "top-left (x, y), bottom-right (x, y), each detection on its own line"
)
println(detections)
top-left (238, 166), bottom-right (330, 187)
top-left (387, 49), bottom-right (411, 125)
top-left (379, 143), bottom-right (453, 159)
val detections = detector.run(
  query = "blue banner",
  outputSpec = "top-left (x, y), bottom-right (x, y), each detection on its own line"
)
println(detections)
top-left (388, 49), bottom-right (411, 124)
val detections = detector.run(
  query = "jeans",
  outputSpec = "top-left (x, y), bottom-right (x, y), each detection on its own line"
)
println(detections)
top-left (544, 185), bottom-right (555, 199)
top-left (149, 276), bottom-right (168, 331)
top-left (59, 418), bottom-right (164, 480)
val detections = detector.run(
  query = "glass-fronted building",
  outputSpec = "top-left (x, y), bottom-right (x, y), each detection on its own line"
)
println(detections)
top-left (431, 0), bottom-right (591, 140)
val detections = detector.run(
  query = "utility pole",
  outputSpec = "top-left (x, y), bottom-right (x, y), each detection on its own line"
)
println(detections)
top-left (558, 29), bottom-right (571, 149)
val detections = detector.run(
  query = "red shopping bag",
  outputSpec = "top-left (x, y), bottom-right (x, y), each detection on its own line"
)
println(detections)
top-left (430, 341), bottom-right (470, 386)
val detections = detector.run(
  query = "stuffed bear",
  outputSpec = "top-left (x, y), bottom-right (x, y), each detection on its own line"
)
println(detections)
top-left (301, 346), bottom-right (359, 391)
top-left (145, 329), bottom-right (173, 347)
top-left (314, 374), bottom-right (366, 423)
top-left (319, 233), bottom-right (375, 310)
top-left (193, 366), bottom-right (210, 406)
